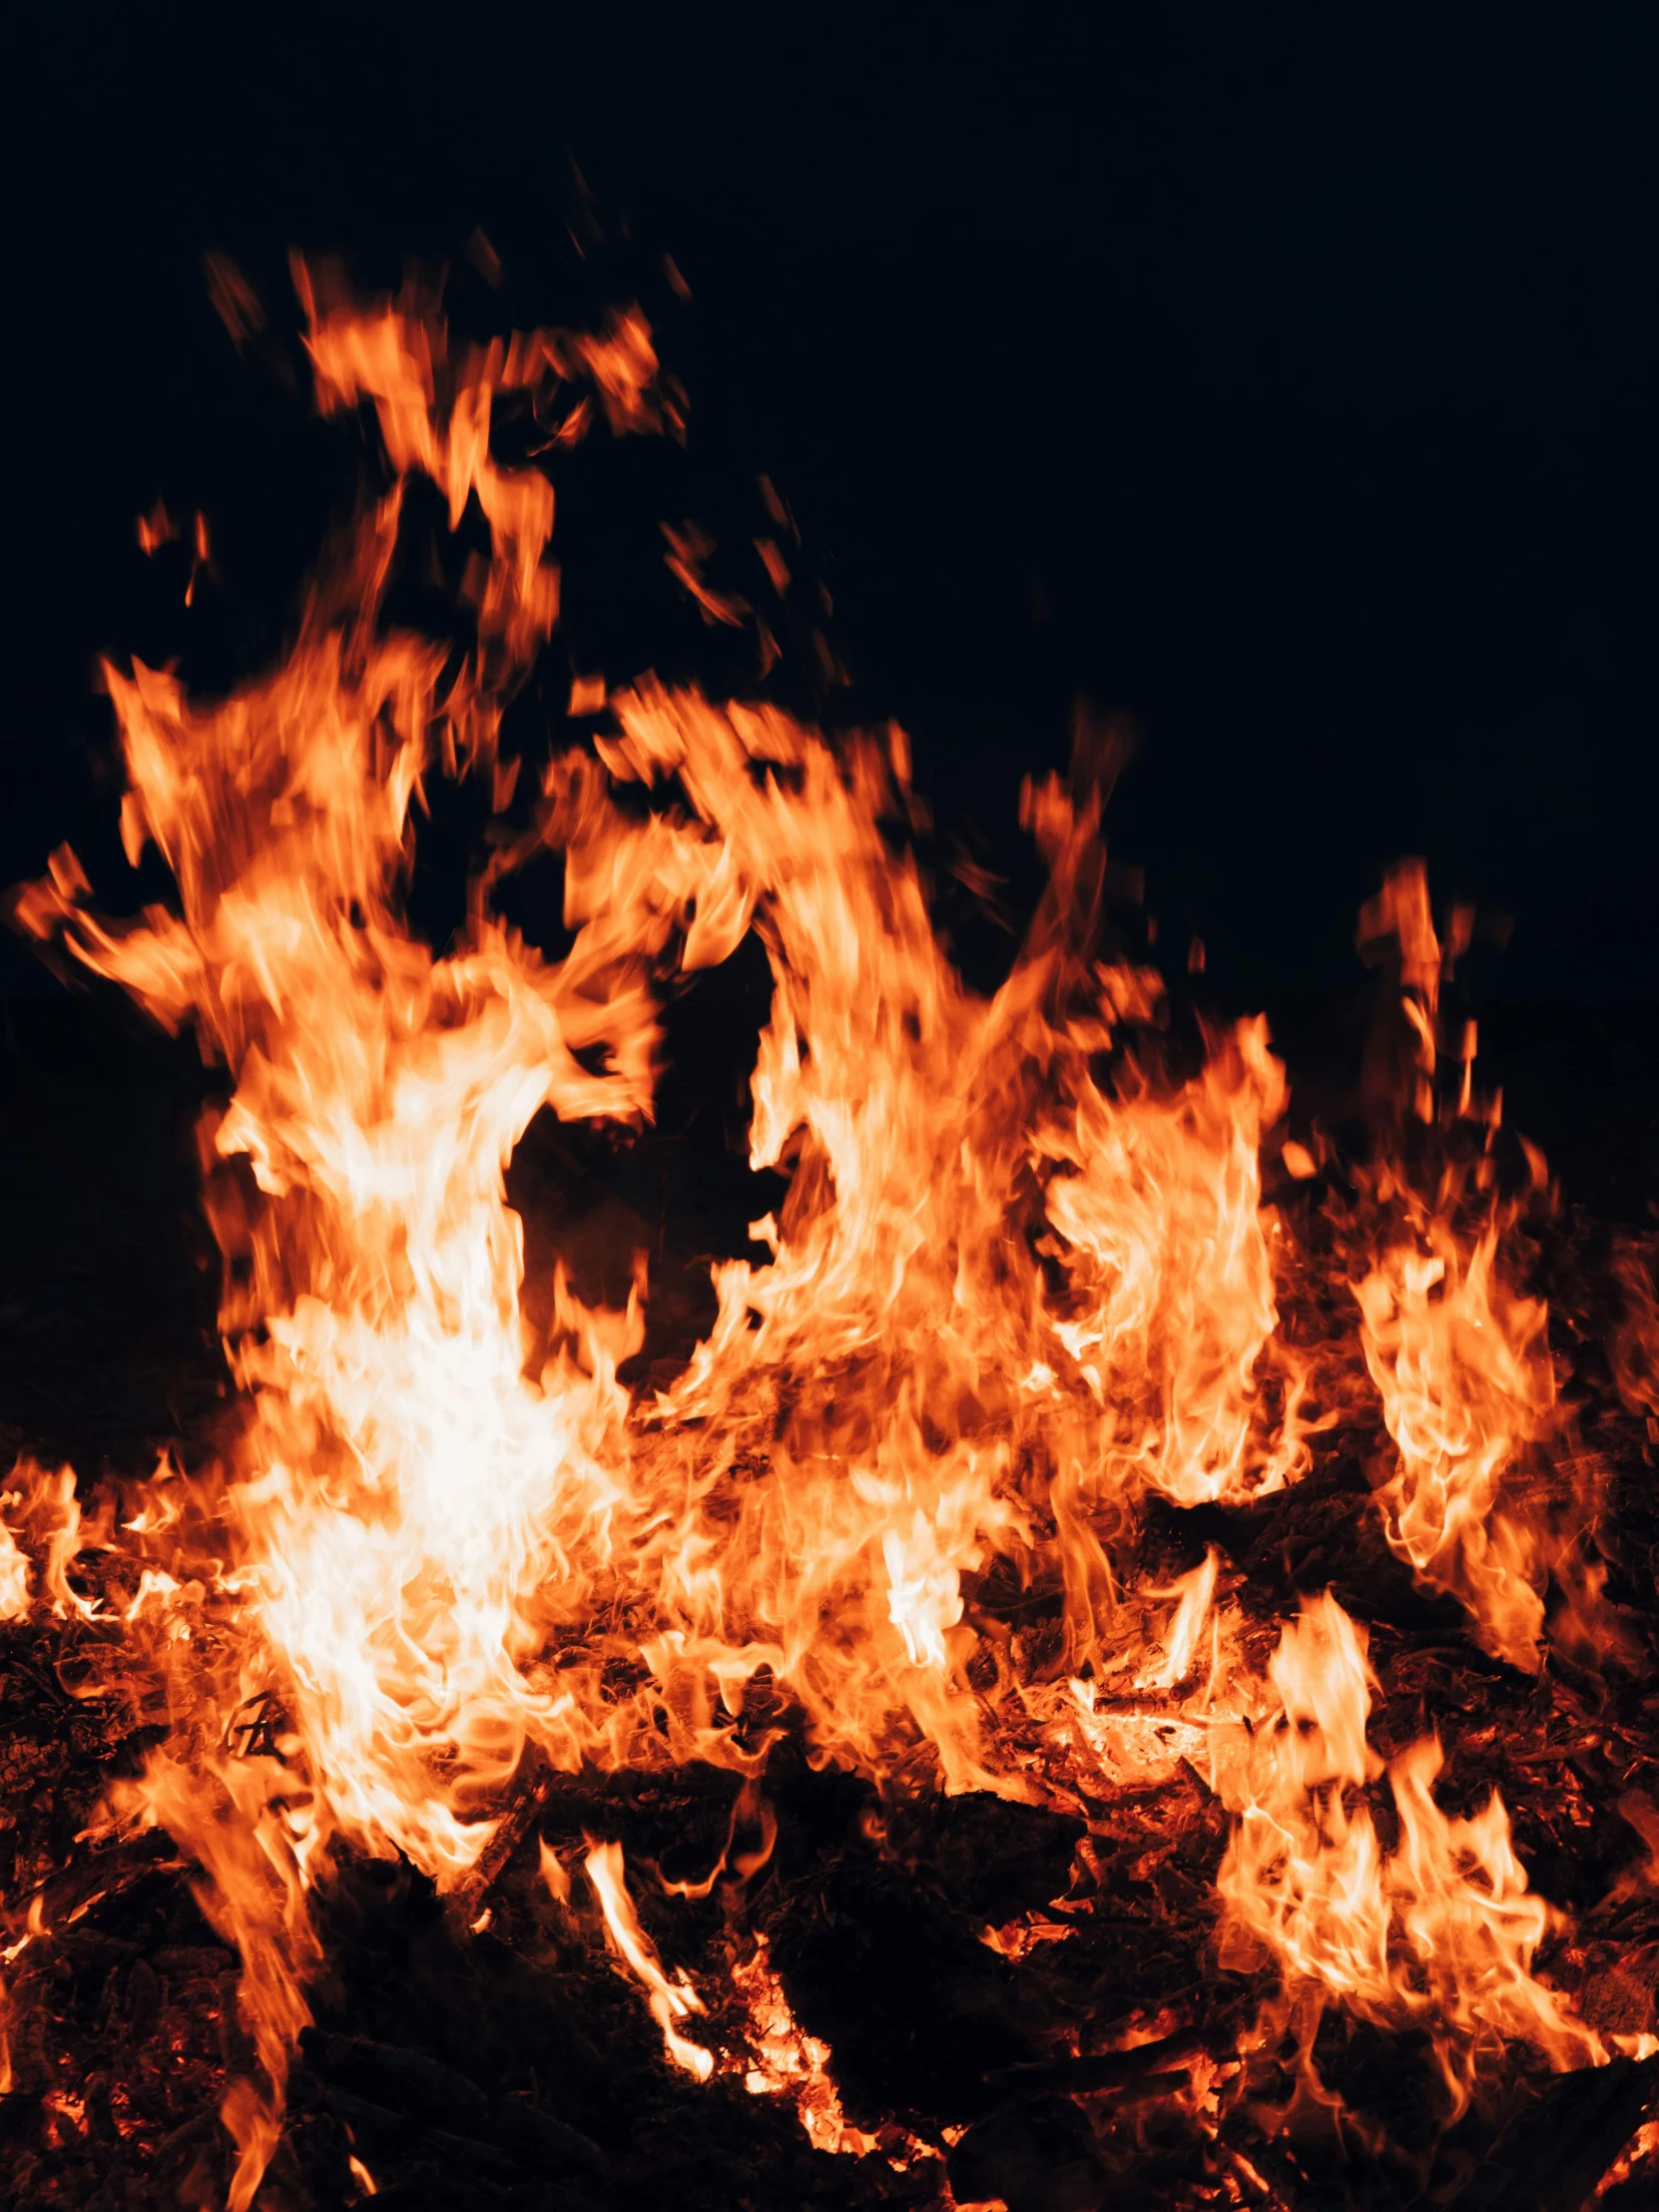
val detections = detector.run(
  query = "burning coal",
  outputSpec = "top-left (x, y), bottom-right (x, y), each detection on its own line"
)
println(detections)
top-left (3, 260), bottom-right (1657, 2210)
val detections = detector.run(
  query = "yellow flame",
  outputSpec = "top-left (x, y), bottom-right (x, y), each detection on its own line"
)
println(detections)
top-left (583, 1840), bottom-right (714, 2081)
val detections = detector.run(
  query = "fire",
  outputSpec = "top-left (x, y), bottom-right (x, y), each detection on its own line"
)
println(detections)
top-left (1136, 1544), bottom-right (1222, 1691)
top-left (1212, 1593), bottom-right (1600, 2119)
top-left (1356, 1220), bottom-right (1553, 1668)
top-left (0, 1898), bottom-right (50, 2102)
top-left (728, 1938), bottom-right (863, 2153)
top-left (3, 260), bottom-right (1634, 2199)
top-left (0, 1513), bottom-right (29, 1624)
top-left (1348, 861), bottom-right (1566, 1669)
top-left (581, 1839), bottom-right (714, 2081)
top-left (16, 262), bottom-right (1310, 1847)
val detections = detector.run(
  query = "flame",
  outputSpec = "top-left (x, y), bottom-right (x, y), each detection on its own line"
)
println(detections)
top-left (1357, 1222), bottom-right (1553, 1667)
top-left (1608, 1239), bottom-right (1659, 1419)
top-left (0, 1455), bottom-right (117, 1626)
top-left (17, 264), bottom-right (1308, 1860)
top-left (729, 1938), bottom-right (865, 2153)
top-left (1136, 1545), bottom-right (1222, 1690)
top-left (1347, 859), bottom-right (1566, 1669)
top-left (1214, 1593), bottom-right (1601, 2119)
top-left (0, 1515), bottom-right (29, 1623)
top-left (582, 1839), bottom-right (714, 2080)
top-left (0, 1898), bottom-right (50, 2103)
top-left (3, 264), bottom-right (1626, 2193)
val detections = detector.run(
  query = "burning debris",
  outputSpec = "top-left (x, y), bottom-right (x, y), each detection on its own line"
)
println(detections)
top-left (2, 262), bottom-right (1659, 2210)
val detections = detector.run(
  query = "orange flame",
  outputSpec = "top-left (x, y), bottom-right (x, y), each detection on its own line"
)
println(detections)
top-left (583, 1839), bottom-right (714, 2081)
top-left (729, 1938), bottom-right (865, 2152)
top-left (0, 1513), bottom-right (29, 1624)
top-left (1357, 1221), bottom-right (1554, 1667)
top-left (17, 265), bottom-right (1308, 1864)
top-left (6, 265), bottom-right (1625, 2194)
top-left (1347, 858), bottom-right (1565, 1669)
top-left (1214, 1593), bottom-right (1600, 2118)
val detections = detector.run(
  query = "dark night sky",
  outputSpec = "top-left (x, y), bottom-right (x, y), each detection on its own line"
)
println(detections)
top-left (5, 6), bottom-right (1659, 1004)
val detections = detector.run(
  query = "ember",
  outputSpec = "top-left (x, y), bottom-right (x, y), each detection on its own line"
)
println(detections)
top-left (2, 259), bottom-right (1658, 2212)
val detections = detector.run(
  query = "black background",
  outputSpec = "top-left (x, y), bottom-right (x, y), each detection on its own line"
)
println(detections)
top-left (4, 4), bottom-right (1658, 1006)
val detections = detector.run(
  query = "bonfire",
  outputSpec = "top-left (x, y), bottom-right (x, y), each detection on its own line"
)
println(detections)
top-left (2, 257), bottom-right (1657, 2212)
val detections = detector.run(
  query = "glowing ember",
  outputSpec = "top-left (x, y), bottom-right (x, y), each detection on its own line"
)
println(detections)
top-left (728, 1938), bottom-right (864, 2153)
